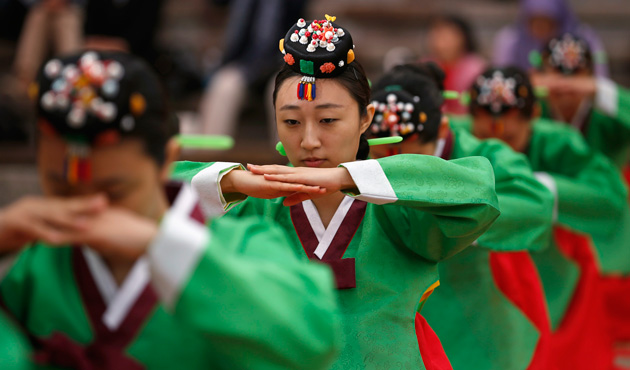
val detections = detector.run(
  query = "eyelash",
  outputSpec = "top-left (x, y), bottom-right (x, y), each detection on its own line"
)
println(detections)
top-left (283, 118), bottom-right (337, 125)
top-left (106, 190), bottom-right (128, 202)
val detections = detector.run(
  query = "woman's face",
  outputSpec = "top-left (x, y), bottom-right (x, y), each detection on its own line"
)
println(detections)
top-left (472, 108), bottom-right (532, 153)
top-left (275, 76), bottom-right (374, 168)
top-left (528, 15), bottom-right (557, 41)
top-left (428, 21), bottom-right (466, 63)
top-left (38, 133), bottom-right (169, 221)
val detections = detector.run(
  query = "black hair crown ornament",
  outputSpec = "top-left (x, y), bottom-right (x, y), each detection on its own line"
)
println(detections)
top-left (279, 14), bottom-right (355, 101)
top-left (370, 89), bottom-right (425, 139)
top-left (471, 70), bottom-right (530, 116)
top-left (545, 33), bottom-right (591, 75)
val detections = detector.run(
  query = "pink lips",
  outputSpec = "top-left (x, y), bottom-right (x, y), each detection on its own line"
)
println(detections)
top-left (303, 158), bottom-right (325, 167)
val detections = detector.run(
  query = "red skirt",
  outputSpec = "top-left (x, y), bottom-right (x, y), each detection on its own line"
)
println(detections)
top-left (489, 251), bottom-right (552, 369)
top-left (604, 164), bottom-right (630, 343)
top-left (415, 313), bottom-right (453, 370)
top-left (546, 227), bottom-right (613, 369)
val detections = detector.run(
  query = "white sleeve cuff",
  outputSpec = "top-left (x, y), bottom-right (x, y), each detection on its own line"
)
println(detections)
top-left (148, 211), bottom-right (209, 310)
top-left (534, 172), bottom-right (558, 223)
top-left (190, 162), bottom-right (246, 218)
top-left (595, 77), bottom-right (618, 117)
top-left (339, 159), bottom-right (398, 205)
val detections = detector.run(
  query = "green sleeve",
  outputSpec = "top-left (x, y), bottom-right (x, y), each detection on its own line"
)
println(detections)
top-left (530, 122), bottom-right (628, 239)
top-left (0, 250), bottom-right (34, 323)
top-left (148, 198), bottom-right (340, 370)
top-left (170, 161), bottom-right (248, 216)
top-left (169, 161), bottom-right (216, 183)
top-left (340, 154), bottom-right (500, 262)
top-left (447, 114), bottom-right (473, 132)
top-left (0, 251), bottom-right (36, 370)
top-left (0, 313), bottom-right (30, 370)
top-left (455, 131), bottom-right (554, 252)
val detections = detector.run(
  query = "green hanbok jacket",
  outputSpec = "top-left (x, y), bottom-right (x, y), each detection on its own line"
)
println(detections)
top-left (172, 154), bottom-right (500, 370)
top-left (526, 119), bottom-right (629, 275)
top-left (423, 128), bottom-right (554, 370)
top-left (540, 78), bottom-right (630, 169)
top-left (450, 116), bottom-right (629, 326)
top-left (0, 184), bottom-right (341, 370)
top-left (450, 116), bottom-right (628, 272)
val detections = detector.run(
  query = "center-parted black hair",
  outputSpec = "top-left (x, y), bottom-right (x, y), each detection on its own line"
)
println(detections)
top-left (272, 61), bottom-right (372, 160)
top-left (35, 51), bottom-right (178, 166)
top-left (371, 62), bottom-right (445, 143)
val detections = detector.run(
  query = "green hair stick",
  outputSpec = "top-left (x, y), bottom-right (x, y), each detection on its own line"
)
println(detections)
top-left (275, 136), bottom-right (403, 156)
top-left (176, 135), bottom-right (235, 150)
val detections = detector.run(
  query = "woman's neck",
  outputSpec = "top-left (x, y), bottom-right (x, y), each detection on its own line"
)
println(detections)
top-left (312, 191), bottom-right (346, 229)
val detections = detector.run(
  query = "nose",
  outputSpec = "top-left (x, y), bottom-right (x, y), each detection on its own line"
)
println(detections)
top-left (300, 122), bottom-right (322, 151)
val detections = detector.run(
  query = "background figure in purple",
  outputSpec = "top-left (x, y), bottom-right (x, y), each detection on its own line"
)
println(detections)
top-left (492, 0), bottom-right (609, 77)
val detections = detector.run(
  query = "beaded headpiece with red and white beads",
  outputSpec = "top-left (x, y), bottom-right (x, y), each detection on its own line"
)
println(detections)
top-left (279, 14), bottom-right (356, 101)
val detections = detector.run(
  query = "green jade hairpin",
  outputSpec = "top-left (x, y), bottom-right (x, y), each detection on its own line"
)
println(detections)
top-left (275, 136), bottom-right (403, 156)
top-left (443, 90), bottom-right (471, 106)
top-left (176, 135), bottom-right (235, 150)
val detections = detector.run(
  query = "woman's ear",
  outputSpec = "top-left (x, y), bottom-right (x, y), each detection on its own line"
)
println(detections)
top-left (438, 115), bottom-right (450, 139)
top-left (160, 137), bottom-right (181, 182)
top-left (360, 103), bottom-right (376, 134)
top-left (532, 102), bottom-right (542, 119)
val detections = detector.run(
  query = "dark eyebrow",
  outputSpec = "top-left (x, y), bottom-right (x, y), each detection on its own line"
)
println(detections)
top-left (93, 178), bottom-right (130, 188)
top-left (46, 171), bottom-right (132, 190)
top-left (279, 104), bottom-right (300, 111)
top-left (46, 171), bottom-right (65, 182)
top-left (315, 103), bottom-right (344, 110)
top-left (279, 103), bottom-right (345, 111)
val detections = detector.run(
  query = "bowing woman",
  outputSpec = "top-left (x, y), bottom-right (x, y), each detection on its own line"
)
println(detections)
top-left (172, 16), bottom-right (500, 370)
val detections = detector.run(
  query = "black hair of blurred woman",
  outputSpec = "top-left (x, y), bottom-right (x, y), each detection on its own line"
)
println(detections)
top-left (431, 14), bottom-right (479, 55)
top-left (372, 62), bottom-right (445, 143)
top-left (35, 51), bottom-right (179, 167)
top-left (272, 61), bottom-right (372, 160)
top-left (469, 66), bottom-right (537, 119)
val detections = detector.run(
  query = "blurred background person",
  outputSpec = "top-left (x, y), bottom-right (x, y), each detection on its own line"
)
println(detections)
top-left (194, 0), bottom-right (307, 141)
top-left (492, 0), bottom-right (609, 77)
top-left (425, 14), bottom-right (486, 115)
top-left (83, 0), bottom-right (202, 99)
top-left (13, 0), bottom-right (84, 89)
top-left (0, 0), bottom-right (83, 143)
top-left (532, 33), bottom-right (630, 170)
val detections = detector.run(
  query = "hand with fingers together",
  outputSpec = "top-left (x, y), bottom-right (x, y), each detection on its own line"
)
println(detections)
top-left (220, 166), bottom-right (327, 204)
top-left (66, 207), bottom-right (158, 261)
top-left (247, 164), bottom-right (356, 206)
top-left (0, 195), bottom-right (108, 252)
top-left (531, 72), bottom-right (597, 97)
